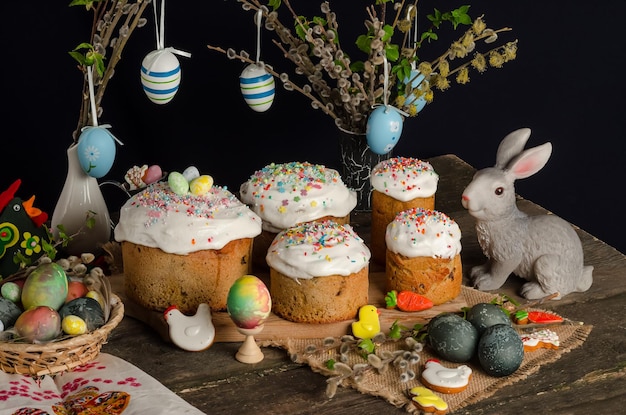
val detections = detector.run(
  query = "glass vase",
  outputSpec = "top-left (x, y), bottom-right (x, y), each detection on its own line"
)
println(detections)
top-left (50, 144), bottom-right (111, 255)
top-left (338, 127), bottom-right (392, 212)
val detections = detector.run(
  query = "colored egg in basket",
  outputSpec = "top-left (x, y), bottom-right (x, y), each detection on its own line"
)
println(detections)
top-left (239, 63), bottom-right (275, 112)
top-left (141, 49), bottom-right (181, 104)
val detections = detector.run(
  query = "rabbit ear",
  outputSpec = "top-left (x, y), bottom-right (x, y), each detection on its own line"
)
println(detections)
top-left (495, 128), bottom-right (532, 168)
top-left (506, 142), bottom-right (553, 180)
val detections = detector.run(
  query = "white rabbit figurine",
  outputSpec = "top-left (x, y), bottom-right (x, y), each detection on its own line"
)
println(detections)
top-left (461, 128), bottom-right (593, 300)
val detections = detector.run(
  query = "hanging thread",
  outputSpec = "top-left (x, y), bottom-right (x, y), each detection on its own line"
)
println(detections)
top-left (255, 9), bottom-right (263, 63)
top-left (151, 0), bottom-right (191, 58)
top-left (84, 65), bottom-right (123, 145)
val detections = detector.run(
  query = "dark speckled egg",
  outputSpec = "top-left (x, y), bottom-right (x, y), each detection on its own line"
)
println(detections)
top-left (59, 297), bottom-right (105, 332)
top-left (467, 302), bottom-right (512, 335)
top-left (427, 312), bottom-right (479, 363)
top-left (477, 323), bottom-right (524, 377)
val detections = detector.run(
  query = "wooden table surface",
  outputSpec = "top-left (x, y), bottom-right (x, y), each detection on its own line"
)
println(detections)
top-left (102, 154), bottom-right (626, 414)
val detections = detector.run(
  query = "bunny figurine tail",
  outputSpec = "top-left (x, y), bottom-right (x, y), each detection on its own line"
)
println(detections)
top-left (461, 128), bottom-right (593, 300)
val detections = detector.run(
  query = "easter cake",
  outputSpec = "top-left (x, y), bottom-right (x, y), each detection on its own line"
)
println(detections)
top-left (265, 220), bottom-right (370, 324)
top-left (370, 157), bottom-right (438, 265)
top-left (239, 161), bottom-right (357, 271)
top-left (385, 207), bottom-right (462, 305)
top-left (114, 170), bottom-right (262, 313)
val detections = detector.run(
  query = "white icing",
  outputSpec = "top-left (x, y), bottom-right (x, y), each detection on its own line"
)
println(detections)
top-left (239, 162), bottom-right (357, 233)
top-left (520, 329), bottom-right (560, 347)
top-left (385, 207), bottom-right (462, 258)
top-left (114, 181), bottom-right (262, 255)
top-left (370, 157), bottom-right (438, 202)
top-left (422, 359), bottom-right (472, 389)
top-left (265, 220), bottom-right (371, 280)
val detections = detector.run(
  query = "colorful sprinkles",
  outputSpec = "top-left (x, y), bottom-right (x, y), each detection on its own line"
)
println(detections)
top-left (269, 220), bottom-right (369, 264)
top-left (372, 157), bottom-right (436, 192)
top-left (392, 207), bottom-right (457, 233)
top-left (130, 182), bottom-right (246, 227)
top-left (244, 162), bottom-right (337, 212)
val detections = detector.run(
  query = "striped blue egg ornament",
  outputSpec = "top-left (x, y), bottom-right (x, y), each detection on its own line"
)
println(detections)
top-left (239, 63), bottom-right (275, 112)
top-left (140, 49), bottom-right (181, 104)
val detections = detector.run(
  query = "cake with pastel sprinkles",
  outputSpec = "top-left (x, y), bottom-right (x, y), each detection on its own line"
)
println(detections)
top-left (114, 169), bottom-right (262, 313)
top-left (370, 157), bottom-right (439, 265)
top-left (266, 220), bottom-right (370, 324)
top-left (385, 207), bottom-right (462, 305)
top-left (239, 161), bottom-right (357, 271)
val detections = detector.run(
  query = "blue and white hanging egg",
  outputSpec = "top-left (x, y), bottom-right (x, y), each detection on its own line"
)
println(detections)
top-left (239, 63), bottom-right (275, 112)
top-left (140, 49), bottom-right (181, 104)
top-left (76, 127), bottom-right (116, 178)
top-left (366, 106), bottom-right (404, 155)
top-left (403, 70), bottom-right (428, 113)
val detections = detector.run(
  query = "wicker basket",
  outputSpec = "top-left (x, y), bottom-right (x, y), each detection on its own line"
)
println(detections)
top-left (0, 294), bottom-right (124, 377)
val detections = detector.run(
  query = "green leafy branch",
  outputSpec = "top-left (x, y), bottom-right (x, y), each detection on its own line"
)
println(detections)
top-left (68, 0), bottom-right (150, 142)
top-left (68, 42), bottom-right (105, 78)
top-left (208, 1), bottom-right (517, 134)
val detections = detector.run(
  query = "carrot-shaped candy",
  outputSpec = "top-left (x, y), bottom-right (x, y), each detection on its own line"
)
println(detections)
top-left (385, 290), bottom-right (434, 312)
top-left (527, 311), bottom-right (564, 324)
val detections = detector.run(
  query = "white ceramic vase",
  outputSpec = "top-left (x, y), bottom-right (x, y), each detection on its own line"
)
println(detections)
top-left (50, 144), bottom-right (111, 255)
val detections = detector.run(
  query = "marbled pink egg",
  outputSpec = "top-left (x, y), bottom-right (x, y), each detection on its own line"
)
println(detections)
top-left (143, 165), bottom-right (163, 185)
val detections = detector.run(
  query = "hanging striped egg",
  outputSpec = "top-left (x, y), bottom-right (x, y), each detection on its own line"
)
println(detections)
top-left (239, 63), bottom-right (275, 112)
top-left (140, 49), bottom-right (181, 104)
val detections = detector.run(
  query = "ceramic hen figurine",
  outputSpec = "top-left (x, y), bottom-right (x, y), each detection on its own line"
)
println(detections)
top-left (164, 303), bottom-right (215, 352)
top-left (0, 179), bottom-right (50, 279)
top-left (461, 128), bottom-right (593, 300)
top-left (351, 305), bottom-right (381, 339)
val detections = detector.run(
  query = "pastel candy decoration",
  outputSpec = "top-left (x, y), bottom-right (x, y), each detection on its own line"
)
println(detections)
top-left (404, 70), bottom-right (428, 112)
top-left (240, 63), bottom-right (275, 112)
top-left (190, 175), bottom-right (214, 196)
top-left (182, 166), bottom-right (200, 182)
top-left (141, 49), bottom-right (181, 104)
top-left (168, 171), bottom-right (189, 195)
top-left (76, 126), bottom-right (116, 178)
top-left (143, 165), bottom-right (163, 185)
top-left (366, 106), bottom-right (404, 155)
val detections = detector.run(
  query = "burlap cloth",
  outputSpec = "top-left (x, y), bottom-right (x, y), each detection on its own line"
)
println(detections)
top-left (259, 286), bottom-right (592, 414)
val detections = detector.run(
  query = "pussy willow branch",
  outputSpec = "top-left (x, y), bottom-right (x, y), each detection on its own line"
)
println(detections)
top-left (430, 26), bottom-right (513, 73)
top-left (74, 0), bottom-right (150, 142)
top-left (206, 45), bottom-right (339, 120)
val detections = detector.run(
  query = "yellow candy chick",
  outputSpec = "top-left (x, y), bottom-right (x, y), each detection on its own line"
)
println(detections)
top-left (409, 386), bottom-right (448, 414)
top-left (351, 305), bottom-right (381, 339)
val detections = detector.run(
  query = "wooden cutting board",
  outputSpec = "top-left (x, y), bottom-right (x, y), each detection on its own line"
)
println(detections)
top-left (109, 272), bottom-right (466, 343)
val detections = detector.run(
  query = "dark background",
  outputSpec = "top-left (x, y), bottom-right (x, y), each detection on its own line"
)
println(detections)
top-left (2, 1), bottom-right (624, 254)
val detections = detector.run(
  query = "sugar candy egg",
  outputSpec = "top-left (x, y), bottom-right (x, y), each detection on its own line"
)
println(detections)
top-left (141, 49), bottom-right (181, 104)
top-left (366, 106), bottom-right (404, 155)
top-left (76, 126), bottom-right (116, 178)
top-left (239, 63), bottom-right (275, 112)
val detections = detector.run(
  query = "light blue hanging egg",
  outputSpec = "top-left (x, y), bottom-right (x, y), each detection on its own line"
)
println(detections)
top-left (141, 49), bottom-right (181, 104)
top-left (403, 69), bottom-right (427, 113)
top-left (76, 127), bottom-right (116, 178)
top-left (239, 63), bottom-right (275, 112)
top-left (366, 106), bottom-right (404, 155)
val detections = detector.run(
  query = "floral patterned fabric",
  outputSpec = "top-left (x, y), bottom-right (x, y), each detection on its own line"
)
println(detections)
top-left (0, 354), bottom-right (204, 415)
